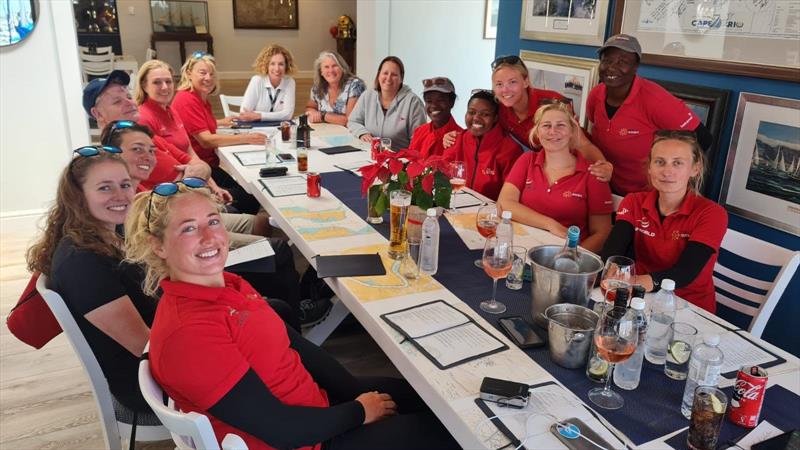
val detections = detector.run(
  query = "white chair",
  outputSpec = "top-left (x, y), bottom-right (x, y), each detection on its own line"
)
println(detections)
top-left (138, 345), bottom-right (248, 450)
top-left (36, 275), bottom-right (172, 450)
top-left (79, 45), bottom-right (115, 84)
top-left (219, 95), bottom-right (244, 118)
top-left (145, 48), bottom-right (157, 61)
top-left (713, 229), bottom-right (800, 338)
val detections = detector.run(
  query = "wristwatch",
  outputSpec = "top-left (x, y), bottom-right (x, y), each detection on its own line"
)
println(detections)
top-left (321, 111), bottom-right (327, 122)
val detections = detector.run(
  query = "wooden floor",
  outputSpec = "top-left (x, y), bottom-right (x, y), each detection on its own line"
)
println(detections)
top-left (0, 153), bottom-right (401, 449)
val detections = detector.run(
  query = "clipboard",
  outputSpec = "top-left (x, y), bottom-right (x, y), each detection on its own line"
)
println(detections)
top-left (319, 145), bottom-right (363, 155)
top-left (314, 254), bottom-right (387, 278)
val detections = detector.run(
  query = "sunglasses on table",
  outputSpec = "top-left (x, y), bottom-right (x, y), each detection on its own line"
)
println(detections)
top-left (422, 77), bottom-right (450, 88)
top-left (491, 55), bottom-right (523, 70)
top-left (146, 177), bottom-right (208, 231)
top-left (101, 120), bottom-right (135, 146)
top-left (73, 145), bottom-right (122, 158)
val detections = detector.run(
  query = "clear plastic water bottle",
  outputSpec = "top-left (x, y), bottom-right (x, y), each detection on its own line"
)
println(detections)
top-left (495, 210), bottom-right (514, 254)
top-left (681, 334), bottom-right (724, 418)
top-left (614, 297), bottom-right (648, 390)
top-left (418, 208), bottom-right (440, 275)
top-left (644, 279), bottom-right (677, 365)
top-left (552, 226), bottom-right (581, 273)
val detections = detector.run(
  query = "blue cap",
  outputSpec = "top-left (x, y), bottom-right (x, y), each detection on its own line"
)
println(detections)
top-left (82, 70), bottom-right (131, 118)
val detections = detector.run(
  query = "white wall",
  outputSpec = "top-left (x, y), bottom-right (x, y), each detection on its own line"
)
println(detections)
top-left (356, 0), bottom-right (495, 124)
top-left (0, 1), bottom-right (88, 229)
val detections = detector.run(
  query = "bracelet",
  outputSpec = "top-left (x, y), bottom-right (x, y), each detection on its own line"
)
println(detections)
top-left (321, 111), bottom-right (327, 122)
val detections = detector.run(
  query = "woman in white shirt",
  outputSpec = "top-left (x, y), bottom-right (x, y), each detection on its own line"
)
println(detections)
top-left (238, 44), bottom-right (296, 122)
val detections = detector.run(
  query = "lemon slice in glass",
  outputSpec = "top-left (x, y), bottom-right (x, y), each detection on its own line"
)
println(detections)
top-left (588, 358), bottom-right (609, 376)
top-left (668, 341), bottom-right (692, 364)
top-left (710, 394), bottom-right (725, 414)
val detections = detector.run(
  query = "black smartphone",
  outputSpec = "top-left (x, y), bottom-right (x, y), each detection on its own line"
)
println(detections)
top-left (259, 166), bottom-right (288, 177)
top-left (230, 123), bottom-right (253, 129)
top-left (549, 418), bottom-right (614, 450)
top-left (498, 316), bottom-right (545, 349)
top-left (277, 153), bottom-right (295, 162)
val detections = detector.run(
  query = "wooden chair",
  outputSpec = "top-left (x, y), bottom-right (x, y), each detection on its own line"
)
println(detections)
top-left (219, 95), bottom-right (243, 118)
top-left (79, 45), bottom-right (115, 84)
top-left (713, 229), bottom-right (799, 337)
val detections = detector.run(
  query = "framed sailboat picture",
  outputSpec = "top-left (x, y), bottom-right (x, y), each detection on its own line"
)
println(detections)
top-left (720, 93), bottom-right (800, 235)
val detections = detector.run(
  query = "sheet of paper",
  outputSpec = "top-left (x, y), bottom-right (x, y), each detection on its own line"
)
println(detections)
top-left (225, 238), bottom-right (274, 266)
top-left (414, 322), bottom-right (504, 367)
top-left (725, 420), bottom-right (782, 450)
top-left (451, 191), bottom-right (484, 209)
top-left (383, 301), bottom-right (470, 338)
top-left (234, 150), bottom-right (267, 166)
top-left (335, 160), bottom-right (373, 174)
top-left (482, 383), bottom-right (626, 450)
top-left (260, 176), bottom-right (306, 197)
top-left (320, 135), bottom-right (357, 147)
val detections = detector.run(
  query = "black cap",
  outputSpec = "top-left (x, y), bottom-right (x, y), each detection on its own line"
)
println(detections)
top-left (82, 70), bottom-right (131, 118)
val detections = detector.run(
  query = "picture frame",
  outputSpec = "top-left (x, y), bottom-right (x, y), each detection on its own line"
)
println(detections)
top-left (520, 0), bottom-right (609, 46)
top-left (232, 0), bottom-right (298, 30)
top-left (651, 79), bottom-right (730, 197)
top-left (484, 0), bottom-right (499, 39)
top-left (612, 0), bottom-right (800, 82)
top-left (719, 93), bottom-right (800, 236)
top-left (520, 50), bottom-right (599, 127)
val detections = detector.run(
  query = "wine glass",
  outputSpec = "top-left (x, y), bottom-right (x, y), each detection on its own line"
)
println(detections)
top-left (448, 161), bottom-right (466, 214)
top-left (474, 204), bottom-right (500, 268)
top-left (599, 256), bottom-right (635, 308)
top-left (480, 236), bottom-right (512, 314)
top-left (588, 306), bottom-right (638, 410)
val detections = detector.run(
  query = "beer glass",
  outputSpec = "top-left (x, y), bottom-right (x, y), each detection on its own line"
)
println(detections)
top-left (388, 190), bottom-right (411, 259)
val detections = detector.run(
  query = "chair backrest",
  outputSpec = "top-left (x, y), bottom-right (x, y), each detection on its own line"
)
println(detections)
top-left (138, 350), bottom-right (248, 450)
top-left (145, 48), bottom-right (157, 61)
top-left (79, 45), bottom-right (115, 81)
top-left (713, 228), bottom-right (800, 337)
top-left (219, 95), bottom-right (243, 118)
top-left (36, 275), bottom-right (122, 450)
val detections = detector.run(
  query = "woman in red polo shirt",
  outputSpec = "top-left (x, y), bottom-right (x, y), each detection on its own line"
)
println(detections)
top-left (408, 76), bottom-right (462, 158)
top-left (498, 102), bottom-right (613, 253)
top-left (125, 187), bottom-right (458, 450)
top-left (443, 90), bottom-right (521, 200)
top-left (600, 131), bottom-right (727, 313)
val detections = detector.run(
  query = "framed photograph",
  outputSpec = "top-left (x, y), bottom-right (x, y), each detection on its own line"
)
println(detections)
top-left (612, 0), bottom-right (800, 82)
top-left (520, 0), bottom-right (609, 46)
top-left (232, 0), bottom-right (298, 30)
top-left (484, 0), bottom-right (499, 39)
top-left (719, 93), bottom-right (800, 236)
top-left (651, 79), bottom-right (730, 196)
top-left (520, 50), bottom-right (599, 127)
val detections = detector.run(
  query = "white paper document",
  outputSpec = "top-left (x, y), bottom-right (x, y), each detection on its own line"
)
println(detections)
top-left (260, 176), bottom-right (306, 197)
top-left (414, 323), bottom-right (505, 368)
top-left (725, 420), bottom-right (782, 450)
top-left (233, 150), bottom-right (267, 166)
top-left (480, 383), bottom-right (626, 450)
top-left (225, 238), bottom-right (275, 266)
top-left (451, 191), bottom-right (484, 209)
top-left (382, 301), bottom-right (470, 338)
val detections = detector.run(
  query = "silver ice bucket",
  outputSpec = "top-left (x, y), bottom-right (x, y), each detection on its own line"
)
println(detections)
top-left (545, 304), bottom-right (599, 369)
top-left (529, 245), bottom-right (603, 328)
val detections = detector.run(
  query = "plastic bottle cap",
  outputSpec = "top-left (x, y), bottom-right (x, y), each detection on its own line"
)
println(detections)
top-left (426, 208), bottom-right (437, 217)
top-left (630, 297), bottom-right (646, 310)
top-left (703, 334), bottom-right (720, 346)
top-left (501, 210), bottom-right (512, 220)
top-left (661, 279), bottom-right (676, 290)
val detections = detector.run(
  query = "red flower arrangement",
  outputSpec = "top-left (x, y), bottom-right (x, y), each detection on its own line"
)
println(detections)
top-left (359, 149), bottom-right (453, 215)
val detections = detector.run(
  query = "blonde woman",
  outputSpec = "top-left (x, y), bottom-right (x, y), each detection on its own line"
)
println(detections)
top-left (238, 44), bottom-right (296, 122)
top-left (497, 102), bottom-right (613, 253)
top-left (125, 185), bottom-right (458, 450)
top-left (305, 50), bottom-right (365, 125)
top-left (600, 131), bottom-right (727, 313)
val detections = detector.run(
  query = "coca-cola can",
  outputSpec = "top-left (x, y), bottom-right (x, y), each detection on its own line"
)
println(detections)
top-left (370, 137), bottom-right (382, 160)
top-left (728, 365), bottom-right (768, 428)
top-left (307, 172), bottom-right (321, 198)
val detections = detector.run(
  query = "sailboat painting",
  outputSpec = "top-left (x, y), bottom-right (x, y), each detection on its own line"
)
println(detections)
top-left (746, 121), bottom-right (800, 205)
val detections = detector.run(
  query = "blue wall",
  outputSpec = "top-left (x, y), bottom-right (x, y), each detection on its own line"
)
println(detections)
top-left (496, 0), bottom-right (799, 356)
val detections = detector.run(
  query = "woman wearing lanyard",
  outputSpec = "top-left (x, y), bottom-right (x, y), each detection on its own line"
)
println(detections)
top-left (497, 102), bottom-right (613, 253)
top-left (408, 77), bottom-right (462, 158)
top-left (305, 50), bottom-right (366, 125)
top-left (443, 90), bottom-right (521, 201)
top-left (600, 131), bottom-right (727, 313)
top-left (237, 45), bottom-right (296, 122)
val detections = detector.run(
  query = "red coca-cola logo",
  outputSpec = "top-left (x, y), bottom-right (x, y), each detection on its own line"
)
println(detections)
top-left (733, 380), bottom-right (763, 401)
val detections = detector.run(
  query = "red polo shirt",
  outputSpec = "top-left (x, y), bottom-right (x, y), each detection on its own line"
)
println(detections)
top-left (586, 76), bottom-right (700, 195)
top-left (139, 97), bottom-right (192, 153)
top-left (616, 190), bottom-right (728, 312)
top-left (149, 272), bottom-right (329, 450)
top-left (498, 87), bottom-right (564, 148)
top-left (443, 124), bottom-right (522, 201)
top-left (505, 150), bottom-right (613, 236)
top-left (139, 135), bottom-right (191, 191)
top-left (172, 89), bottom-right (219, 167)
top-left (409, 116), bottom-right (463, 159)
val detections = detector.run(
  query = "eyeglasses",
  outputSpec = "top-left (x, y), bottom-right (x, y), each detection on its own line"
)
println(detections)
top-left (422, 77), bottom-right (450, 88)
top-left (538, 97), bottom-right (573, 106)
top-left (191, 50), bottom-right (214, 60)
top-left (654, 129), bottom-right (697, 141)
top-left (146, 177), bottom-right (208, 232)
top-left (491, 55), bottom-right (523, 70)
top-left (74, 145), bottom-right (122, 157)
top-left (470, 88), bottom-right (494, 96)
top-left (102, 120), bottom-right (135, 146)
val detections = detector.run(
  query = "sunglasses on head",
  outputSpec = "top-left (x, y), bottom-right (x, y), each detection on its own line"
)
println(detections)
top-left (470, 88), bottom-right (494, 97)
top-left (74, 145), bottom-right (122, 158)
top-left (422, 77), bottom-right (450, 88)
top-left (491, 55), bottom-right (523, 70)
top-left (102, 120), bottom-right (135, 146)
top-left (654, 129), bottom-right (697, 141)
top-left (538, 97), bottom-right (573, 106)
top-left (146, 177), bottom-right (208, 232)
top-left (191, 50), bottom-right (213, 60)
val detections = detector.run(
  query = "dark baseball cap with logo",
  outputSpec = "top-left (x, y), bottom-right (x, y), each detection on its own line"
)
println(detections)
top-left (82, 70), bottom-right (131, 117)
top-left (597, 34), bottom-right (642, 60)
